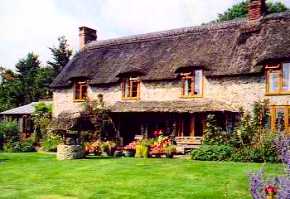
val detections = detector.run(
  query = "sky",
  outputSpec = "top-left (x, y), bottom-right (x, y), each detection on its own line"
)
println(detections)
top-left (1, 0), bottom-right (290, 70)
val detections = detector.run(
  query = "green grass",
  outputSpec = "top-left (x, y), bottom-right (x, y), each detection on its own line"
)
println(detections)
top-left (0, 153), bottom-right (283, 199)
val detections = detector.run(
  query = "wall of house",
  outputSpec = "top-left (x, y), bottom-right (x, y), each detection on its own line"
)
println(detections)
top-left (53, 75), bottom-right (290, 117)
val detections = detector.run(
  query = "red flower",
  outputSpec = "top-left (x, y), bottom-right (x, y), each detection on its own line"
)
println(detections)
top-left (265, 185), bottom-right (277, 194)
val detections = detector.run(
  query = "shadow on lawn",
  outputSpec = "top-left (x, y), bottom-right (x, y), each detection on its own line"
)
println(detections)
top-left (84, 155), bottom-right (117, 160)
top-left (0, 158), bottom-right (9, 164)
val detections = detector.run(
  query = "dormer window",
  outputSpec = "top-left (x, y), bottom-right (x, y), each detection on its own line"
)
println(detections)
top-left (266, 63), bottom-right (290, 95)
top-left (181, 69), bottom-right (203, 97)
top-left (121, 76), bottom-right (140, 100)
top-left (74, 81), bottom-right (87, 101)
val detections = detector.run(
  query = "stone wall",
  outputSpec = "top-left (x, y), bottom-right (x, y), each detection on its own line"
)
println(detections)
top-left (57, 144), bottom-right (84, 160)
top-left (53, 75), bottom-right (290, 117)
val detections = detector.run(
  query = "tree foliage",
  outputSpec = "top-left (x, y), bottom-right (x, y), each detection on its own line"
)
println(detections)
top-left (0, 36), bottom-right (72, 112)
top-left (47, 36), bottom-right (72, 77)
top-left (31, 102), bottom-right (52, 143)
top-left (217, 1), bottom-right (288, 22)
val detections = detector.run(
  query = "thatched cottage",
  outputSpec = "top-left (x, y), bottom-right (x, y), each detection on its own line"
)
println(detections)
top-left (51, 0), bottom-right (290, 147)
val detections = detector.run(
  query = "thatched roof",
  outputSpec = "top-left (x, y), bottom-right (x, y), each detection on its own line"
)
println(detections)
top-left (110, 99), bottom-right (239, 113)
top-left (51, 12), bottom-right (290, 88)
top-left (49, 112), bottom-right (95, 131)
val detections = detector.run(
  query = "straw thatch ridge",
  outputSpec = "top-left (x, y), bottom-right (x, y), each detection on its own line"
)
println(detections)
top-left (110, 100), bottom-right (239, 113)
top-left (51, 12), bottom-right (290, 88)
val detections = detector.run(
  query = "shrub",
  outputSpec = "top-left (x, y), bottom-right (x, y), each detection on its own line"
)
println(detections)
top-left (231, 131), bottom-right (278, 163)
top-left (3, 138), bottom-right (35, 152)
top-left (20, 138), bottom-right (35, 152)
top-left (0, 121), bottom-right (20, 152)
top-left (0, 121), bottom-right (19, 142)
top-left (32, 102), bottom-right (52, 143)
top-left (42, 135), bottom-right (61, 152)
top-left (0, 131), bottom-right (3, 150)
top-left (191, 145), bottom-right (233, 161)
top-left (3, 141), bottom-right (21, 152)
top-left (203, 114), bottom-right (230, 145)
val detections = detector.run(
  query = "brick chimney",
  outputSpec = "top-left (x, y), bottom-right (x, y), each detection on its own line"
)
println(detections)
top-left (79, 26), bottom-right (97, 49)
top-left (248, 0), bottom-right (266, 21)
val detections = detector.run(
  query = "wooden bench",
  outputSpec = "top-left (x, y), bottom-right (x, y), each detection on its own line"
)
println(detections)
top-left (175, 136), bottom-right (203, 154)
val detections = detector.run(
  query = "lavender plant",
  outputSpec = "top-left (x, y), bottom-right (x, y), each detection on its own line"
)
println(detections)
top-left (250, 134), bottom-right (290, 199)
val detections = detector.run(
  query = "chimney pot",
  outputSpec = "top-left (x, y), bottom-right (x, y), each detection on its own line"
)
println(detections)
top-left (79, 26), bottom-right (97, 49)
top-left (248, 0), bottom-right (266, 21)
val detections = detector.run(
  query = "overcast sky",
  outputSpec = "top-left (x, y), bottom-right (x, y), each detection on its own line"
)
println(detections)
top-left (1, 0), bottom-right (290, 70)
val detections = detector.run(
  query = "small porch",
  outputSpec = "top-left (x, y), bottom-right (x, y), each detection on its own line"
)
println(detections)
top-left (110, 100), bottom-right (239, 152)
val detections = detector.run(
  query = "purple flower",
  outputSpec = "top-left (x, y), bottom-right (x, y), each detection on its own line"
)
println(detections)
top-left (250, 134), bottom-right (290, 199)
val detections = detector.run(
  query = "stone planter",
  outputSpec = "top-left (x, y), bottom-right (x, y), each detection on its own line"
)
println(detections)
top-left (57, 144), bottom-right (84, 160)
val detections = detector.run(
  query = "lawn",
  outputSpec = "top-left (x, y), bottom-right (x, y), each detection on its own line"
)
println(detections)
top-left (0, 153), bottom-right (282, 199)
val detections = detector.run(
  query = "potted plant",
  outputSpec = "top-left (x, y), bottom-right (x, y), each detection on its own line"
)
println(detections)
top-left (165, 145), bottom-right (176, 158)
top-left (123, 141), bottom-right (136, 157)
top-left (135, 139), bottom-right (150, 158)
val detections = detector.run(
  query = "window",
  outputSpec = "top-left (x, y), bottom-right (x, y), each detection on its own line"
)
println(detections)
top-left (266, 63), bottom-right (290, 94)
top-left (181, 69), bottom-right (203, 97)
top-left (121, 77), bottom-right (140, 99)
top-left (270, 105), bottom-right (290, 134)
top-left (74, 81), bottom-right (87, 101)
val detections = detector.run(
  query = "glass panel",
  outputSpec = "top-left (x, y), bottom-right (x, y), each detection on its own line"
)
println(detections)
top-left (131, 81), bottom-right (138, 97)
top-left (125, 79), bottom-right (130, 97)
top-left (275, 107), bottom-right (285, 132)
top-left (288, 107), bottom-right (290, 127)
top-left (268, 71), bottom-right (280, 92)
top-left (282, 63), bottom-right (290, 92)
top-left (184, 78), bottom-right (192, 96)
top-left (194, 70), bottom-right (202, 95)
top-left (75, 83), bottom-right (81, 99)
top-left (81, 85), bottom-right (87, 99)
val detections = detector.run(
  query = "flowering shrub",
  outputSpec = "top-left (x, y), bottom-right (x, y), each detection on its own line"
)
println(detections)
top-left (250, 134), bottom-right (290, 199)
top-left (84, 141), bottom-right (102, 156)
top-left (124, 141), bottom-right (137, 151)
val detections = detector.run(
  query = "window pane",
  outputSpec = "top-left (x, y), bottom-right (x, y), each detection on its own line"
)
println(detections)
top-left (125, 80), bottom-right (130, 97)
top-left (282, 63), bottom-right (290, 92)
top-left (194, 70), bottom-right (202, 95)
top-left (131, 81), bottom-right (139, 97)
top-left (268, 71), bottom-right (280, 92)
top-left (81, 85), bottom-right (87, 99)
top-left (75, 83), bottom-right (81, 99)
top-left (288, 107), bottom-right (290, 127)
top-left (184, 78), bottom-right (192, 96)
top-left (276, 108), bottom-right (285, 131)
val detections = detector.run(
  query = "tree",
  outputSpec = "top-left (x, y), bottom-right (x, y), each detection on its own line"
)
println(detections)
top-left (217, 1), bottom-right (288, 22)
top-left (47, 36), bottom-right (72, 77)
top-left (0, 67), bottom-right (23, 111)
top-left (15, 53), bottom-right (42, 104)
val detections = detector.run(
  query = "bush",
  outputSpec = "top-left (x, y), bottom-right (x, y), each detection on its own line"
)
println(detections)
top-left (3, 138), bottom-right (35, 152)
top-left (192, 145), bottom-right (233, 161)
top-left (20, 138), bottom-right (35, 152)
top-left (231, 132), bottom-right (278, 163)
top-left (0, 121), bottom-right (21, 152)
top-left (42, 135), bottom-right (61, 152)
top-left (203, 114), bottom-right (230, 145)
top-left (3, 141), bottom-right (21, 152)
top-left (0, 131), bottom-right (3, 150)
top-left (0, 121), bottom-right (19, 142)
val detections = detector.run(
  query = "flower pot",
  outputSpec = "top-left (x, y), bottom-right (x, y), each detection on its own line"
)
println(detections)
top-left (166, 153), bottom-right (174, 158)
top-left (124, 150), bottom-right (135, 157)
